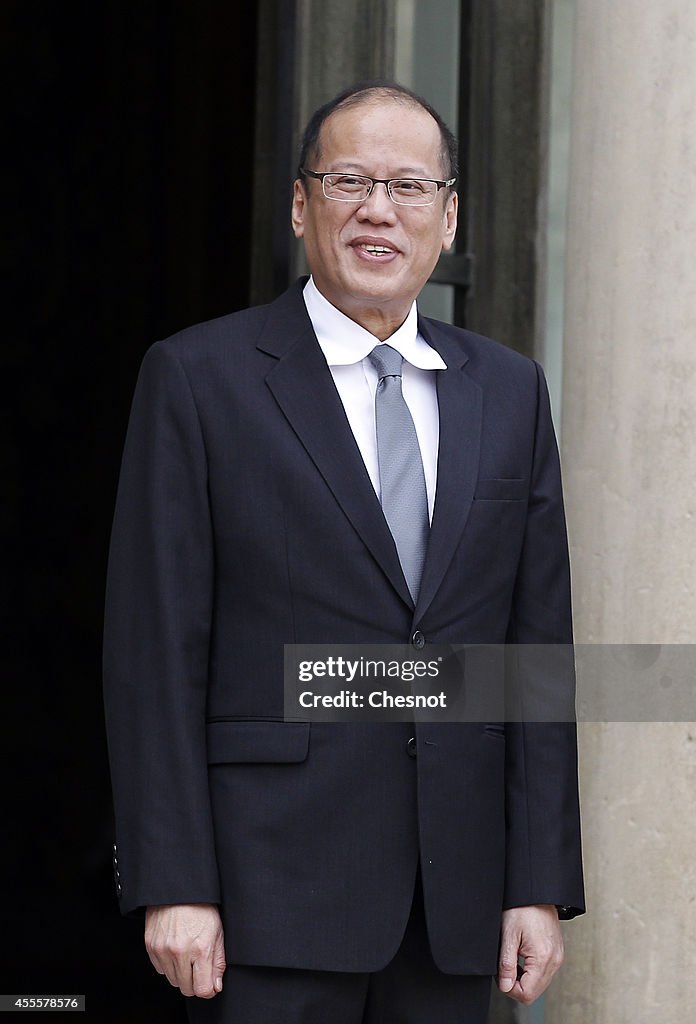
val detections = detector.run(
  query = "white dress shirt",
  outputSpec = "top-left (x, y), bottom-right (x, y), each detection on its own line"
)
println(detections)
top-left (303, 276), bottom-right (446, 522)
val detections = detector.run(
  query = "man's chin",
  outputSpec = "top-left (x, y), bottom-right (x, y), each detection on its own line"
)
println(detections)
top-left (343, 272), bottom-right (408, 307)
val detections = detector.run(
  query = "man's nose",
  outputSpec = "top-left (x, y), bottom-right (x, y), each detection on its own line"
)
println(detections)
top-left (356, 182), bottom-right (398, 222)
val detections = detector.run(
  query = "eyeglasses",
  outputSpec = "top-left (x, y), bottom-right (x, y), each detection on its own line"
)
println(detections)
top-left (299, 168), bottom-right (456, 207)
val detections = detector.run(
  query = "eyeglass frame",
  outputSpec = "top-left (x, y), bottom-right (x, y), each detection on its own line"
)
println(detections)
top-left (298, 168), bottom-right (457, 206)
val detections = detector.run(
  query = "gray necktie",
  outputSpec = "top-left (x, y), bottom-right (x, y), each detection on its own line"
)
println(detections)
top-left (369, 344), bottom-right (429, 602)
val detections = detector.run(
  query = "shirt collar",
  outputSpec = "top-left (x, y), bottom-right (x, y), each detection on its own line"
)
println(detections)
top-left (303, 276), bottom-right (447, 370)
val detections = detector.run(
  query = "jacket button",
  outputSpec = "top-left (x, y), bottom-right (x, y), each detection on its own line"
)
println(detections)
top-left (411, 630), bottom-right (425, 649)
top-left (407, 736), bottom-right (417, 758)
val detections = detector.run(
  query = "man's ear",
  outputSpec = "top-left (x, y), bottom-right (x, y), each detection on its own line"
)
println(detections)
top-left (441, 190), bottom-right (458, 253)
top-left (291, 179), bottom-right (307, 239)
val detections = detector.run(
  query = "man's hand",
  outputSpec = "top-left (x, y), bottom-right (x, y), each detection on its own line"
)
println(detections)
top-left (145, 903), bottom-right (226, 998)
top-left (497, 904), bottom-right (564, 1005)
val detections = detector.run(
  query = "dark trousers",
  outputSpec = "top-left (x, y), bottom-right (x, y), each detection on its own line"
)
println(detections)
top-left (185, 868), bottom-right (492, 1024)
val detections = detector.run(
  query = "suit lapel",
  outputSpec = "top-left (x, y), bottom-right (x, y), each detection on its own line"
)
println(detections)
top-left (415, 317), bottom-right (482, 621)
top-left (258, 284), bottom-right (413, 609)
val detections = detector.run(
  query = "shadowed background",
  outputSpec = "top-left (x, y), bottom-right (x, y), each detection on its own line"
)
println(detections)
top-left (3, 2), bottom-right (257, 1018)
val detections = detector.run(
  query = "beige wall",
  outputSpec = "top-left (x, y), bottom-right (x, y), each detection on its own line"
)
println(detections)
top-left (547, 1), bottom-right (696, 1020)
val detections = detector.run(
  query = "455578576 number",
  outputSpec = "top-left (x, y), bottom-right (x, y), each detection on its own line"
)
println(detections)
top-left (0, 995), bottom-right (84, 1011)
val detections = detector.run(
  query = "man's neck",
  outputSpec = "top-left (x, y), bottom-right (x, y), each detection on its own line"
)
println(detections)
top-left (310, 281), bottom-right (414, 341)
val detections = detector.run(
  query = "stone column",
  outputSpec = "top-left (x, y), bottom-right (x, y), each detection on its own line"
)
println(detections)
top-left (546, 2), bottom-right (696, 1021)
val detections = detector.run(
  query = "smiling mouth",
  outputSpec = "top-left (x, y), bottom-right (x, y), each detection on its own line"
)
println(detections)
top-left (352, 242), bottom-right (398, 259)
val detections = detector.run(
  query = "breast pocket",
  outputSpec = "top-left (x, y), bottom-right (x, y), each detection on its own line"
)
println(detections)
top-left (206, 720), bottom-right (310, 764)
top-left (474, 478), bottom-right (527, 501)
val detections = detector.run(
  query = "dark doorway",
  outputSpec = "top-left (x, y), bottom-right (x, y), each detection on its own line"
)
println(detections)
top-left (3, 2), bottom-right (257, 1019)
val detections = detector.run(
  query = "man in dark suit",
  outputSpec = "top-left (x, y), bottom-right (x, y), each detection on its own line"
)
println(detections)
top-left (103, 82), bottom-right (584, 1024)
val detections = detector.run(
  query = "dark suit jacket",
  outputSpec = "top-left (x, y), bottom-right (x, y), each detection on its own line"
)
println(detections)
top-left (103, 279), bottom-right (584, 977)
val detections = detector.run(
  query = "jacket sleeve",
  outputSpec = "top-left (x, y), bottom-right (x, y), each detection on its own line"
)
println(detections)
top-left (103, 339), bottom-right (221, 916)
top-left (502, 361), bottom-right (586, 918)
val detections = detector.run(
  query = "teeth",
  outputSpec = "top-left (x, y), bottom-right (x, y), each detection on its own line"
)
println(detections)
top-left (362, 244), bottom-right (394, 254)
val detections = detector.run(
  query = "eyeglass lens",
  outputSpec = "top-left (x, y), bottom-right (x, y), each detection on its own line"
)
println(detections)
top-left (322, 174), bottom-right (438, 205)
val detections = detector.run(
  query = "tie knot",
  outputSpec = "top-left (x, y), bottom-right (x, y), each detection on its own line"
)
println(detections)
top-left (368, 344), bottom-right (404, 381)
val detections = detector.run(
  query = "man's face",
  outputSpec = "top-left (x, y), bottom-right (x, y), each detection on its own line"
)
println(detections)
top-left (291, 99), bottom-right (458, 335)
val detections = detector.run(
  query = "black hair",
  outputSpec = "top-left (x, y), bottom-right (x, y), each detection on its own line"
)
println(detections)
top-left (297, 80), bottom-right (458, 185)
